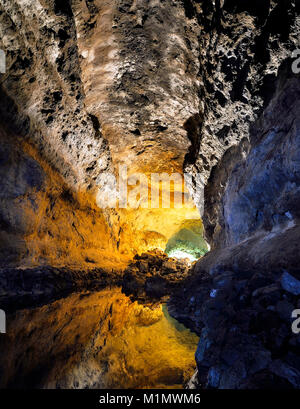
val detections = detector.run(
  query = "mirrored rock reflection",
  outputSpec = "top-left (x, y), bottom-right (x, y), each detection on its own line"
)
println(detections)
top-left (0, 288), bottom-right (198, 389)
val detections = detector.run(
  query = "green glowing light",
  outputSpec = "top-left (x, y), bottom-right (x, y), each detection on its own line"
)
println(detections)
top-left (167, 249), bottom-right (197, 262)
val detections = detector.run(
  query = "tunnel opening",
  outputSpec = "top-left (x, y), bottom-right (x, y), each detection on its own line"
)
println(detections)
top-left (165, 219), bottom-right (209, 262)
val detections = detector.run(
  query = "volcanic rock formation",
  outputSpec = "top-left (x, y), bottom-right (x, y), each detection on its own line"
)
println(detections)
top-left (0, 0), bottom-right (299, 390)
top-left (169, 33), bottom-right (300, 389)
top-left (0, 0), bottom-right (299, 264)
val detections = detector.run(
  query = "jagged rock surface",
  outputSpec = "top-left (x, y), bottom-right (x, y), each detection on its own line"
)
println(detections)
top-left (0, 0), bottom-right (203, 263)
top-left (0, 0), bottom-right (299, 391)
top-left (122, 250), bottom-right (191, 303)
top-left (184, 0), bottom-right (299, 186)
top-left (0, 125), bottom-right (124, 269)
top-left (169, 263), bottom-right (300, 389)
top-left (169, 36), bottom-right (300, 389)
top-left (1, 1), bottom-right (298, 264)
top-left (204, 64), bottom-right (300, 249)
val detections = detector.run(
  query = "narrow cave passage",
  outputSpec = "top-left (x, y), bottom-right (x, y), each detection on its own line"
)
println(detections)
top-left (0, 0), bottom-right (299, 394)
top-left (165, 219), bottom-right (209, 262)
top-left (0, 86), bottom-right (211, 388)
top-left (0, 170), bottom-right (209, 388)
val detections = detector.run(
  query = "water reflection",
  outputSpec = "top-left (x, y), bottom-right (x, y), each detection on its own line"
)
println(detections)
top-left (0, 288), bottom-right (198, 389)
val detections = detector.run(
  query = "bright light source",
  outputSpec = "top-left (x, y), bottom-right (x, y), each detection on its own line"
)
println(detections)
top-left (167, 250), bottom-right (197, 262)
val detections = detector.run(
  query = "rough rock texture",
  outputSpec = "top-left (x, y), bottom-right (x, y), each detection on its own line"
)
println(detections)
top-left (1, 0), bottom-right (298, 265)
top-left (4, 1), bottom-right (299, 263)
top-left (0, 0), bottom-right (112, 189)
top-left (184, 0), bottom-right (299, 185)
top-left (169, 28), bottom-right (300, 389)
top-left (0, 0), bottom-right (203, 263)
top-left (0, 125), bottom-right (125, 269)
top-left (122, 250), bottom-right (191, 303)
top-left (204, 63), bottom-right (300, 249)
top-left (73, 0), bottom-right (201, 175)
top-left (169, 263), bottom-right (300, 389)
top-left (0, 0), bottom-right (300, 391)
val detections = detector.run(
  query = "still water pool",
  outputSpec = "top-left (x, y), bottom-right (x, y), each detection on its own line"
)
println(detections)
top-left (0, 288), bottom-right (198, 389)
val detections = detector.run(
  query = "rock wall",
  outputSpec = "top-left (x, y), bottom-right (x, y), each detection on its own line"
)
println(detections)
top-left (73, 0), bottom-right (201, 175)
top-left (0, 0), bottom-right (112, 190)
top-left (184, 0), bottom-right (299, 197)
top-left (204, 62), bottom-right (300, 249)
top-left (0, 0), bottom-right (206, 264)
top-left (0, 0), bottom-right (300, 389)
top-left (168, 4), bottom-right (300, 388)
top-left (1, 1), bottom-right (298, 266)
top-left (0, 124), bottom-right (125, 269)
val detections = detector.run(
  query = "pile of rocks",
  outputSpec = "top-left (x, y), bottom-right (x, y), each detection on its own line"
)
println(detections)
top-left (122, 250), bottom-right (190, 303)
top-left (169, 266), bottom-right (300, 389)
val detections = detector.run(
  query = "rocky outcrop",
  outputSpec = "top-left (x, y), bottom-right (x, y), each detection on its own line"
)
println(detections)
top-left (122, 250), bottom-right (191, 303)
